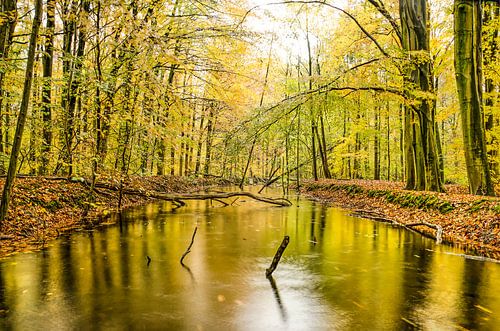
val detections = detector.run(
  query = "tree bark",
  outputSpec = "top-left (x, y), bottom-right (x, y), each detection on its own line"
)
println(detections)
top-left (454, 0), bottom-right (495, 196)
top-left (0, 0), bottom-right (42, 223)
top-left (39, 0), bottom-right (55, 174)
top-left (400, 0), bottom-right (443, 192)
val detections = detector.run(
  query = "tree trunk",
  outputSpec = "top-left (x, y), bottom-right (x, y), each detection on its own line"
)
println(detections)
top-left (306, 14), bottom-right (318, 181)
top-left (374, 104), bottom-right (381, 180)
top-left (483, 2), bottom-right (499, 182)
top-left (319, 107), bottom-right (331, 179)
top-left (194, 108), bottom-right (205, 175)
top-left (203, 108), bottom-right (214, 176)
top-left (386, 101), bottom-right (391, 180)
top-left (0, 0), bottom-right (42, 223)
top-left (0, 0), bottom-right (18, 175)
top-left (58, 0), bottom-right (77, 175)
top-left (454, 0), bottom-right (495, 196)
top-left (240, 138), bottom-right (257, 189)
top-left (39, 0), bottom-right (55, 174)
top-left (400, 0), bottom-right (443, 192)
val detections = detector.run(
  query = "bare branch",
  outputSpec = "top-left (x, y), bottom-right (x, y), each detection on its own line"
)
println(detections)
top-left (239, 0), bottom-right (390, 57)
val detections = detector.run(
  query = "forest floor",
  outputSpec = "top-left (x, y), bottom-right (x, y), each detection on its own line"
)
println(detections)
top-left (298, 179), bottom-right (500, 259)
top-left (0, 176), bottom-right (227, 258)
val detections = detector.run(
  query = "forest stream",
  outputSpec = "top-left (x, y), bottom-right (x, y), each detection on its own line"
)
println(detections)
top-left (0, 189), bottom-right (499, 330)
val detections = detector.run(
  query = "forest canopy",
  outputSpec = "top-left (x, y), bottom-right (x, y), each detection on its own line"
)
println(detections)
top-left (0, 0), bottom-right (499, 208)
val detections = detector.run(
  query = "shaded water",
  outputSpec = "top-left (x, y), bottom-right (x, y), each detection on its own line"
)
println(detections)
top-left (0, 191), bottom-right (499, 330)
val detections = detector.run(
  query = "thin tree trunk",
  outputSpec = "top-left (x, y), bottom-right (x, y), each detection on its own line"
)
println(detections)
top-left (386, 101), bottom-right (391, 180)
top-left (319, 106), bottom-right (331, 179)
top-left (239, 138), bottom-right (256, 189)
top-left (40, 0), bottom-right (55, 174)
top-left (483, 3), bottom-right (499, 182)
top-left (0, 0), bottom-right (18, 175)
top-left (0, 0), bottom-right (42, 223)
top-left (374, 104), bottom-right (381, 180)
top-left (194, 107), bottom-right (205, 175)
top-left (203, 108), bottom-right (214, 176)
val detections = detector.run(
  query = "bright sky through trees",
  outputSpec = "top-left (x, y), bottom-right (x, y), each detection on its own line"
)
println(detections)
top-left (245, 0), bottom-right (347, 62)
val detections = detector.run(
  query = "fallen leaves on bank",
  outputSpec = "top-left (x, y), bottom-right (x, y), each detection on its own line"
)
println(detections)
top-left (0, 176), bottom-right (225, 258)
top-left (299, 179), bottom-right (500, 259)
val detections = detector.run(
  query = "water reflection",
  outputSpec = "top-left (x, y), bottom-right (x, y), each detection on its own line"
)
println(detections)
top-left (0, 192), bottom-right (499, 330)
top-left (267, 275), bottom-right (287, 321)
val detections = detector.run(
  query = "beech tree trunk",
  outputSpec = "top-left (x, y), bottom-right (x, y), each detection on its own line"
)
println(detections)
top-left (400, 0), bottom-right (443, 192)
top-left (454, 0), bottom-right (495, 196)
top-left (0, 0), bottom-right (42, 223)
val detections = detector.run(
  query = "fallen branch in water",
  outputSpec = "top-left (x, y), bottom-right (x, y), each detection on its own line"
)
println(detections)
top-left (352, 210), bottom-right (443, 244)
top-left (180, 227), bottom-right (198, 266)
top-left (266, 235), bottom-right (290, 277)
top-left (406, 222), bottom-right (443, 244)
top-left (86, 181), bottom-right (292, 207)
top-left (213, 198), bottom-right (229, 207)
top-left (350, 210), bottom-right (394, 223)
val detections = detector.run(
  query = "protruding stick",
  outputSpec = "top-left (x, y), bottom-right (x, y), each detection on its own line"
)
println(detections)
top-left (266, 235), bottom-right (290, 277)
top-left (180, 227), bottom-right (198, 266)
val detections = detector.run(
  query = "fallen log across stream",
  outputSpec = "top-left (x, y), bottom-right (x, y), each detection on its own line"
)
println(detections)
top-left (91, 182), bottom-right (293, 207)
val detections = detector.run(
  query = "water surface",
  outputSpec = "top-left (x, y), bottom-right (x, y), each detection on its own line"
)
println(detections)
top-left (0, 191), bottom-right (499, 330)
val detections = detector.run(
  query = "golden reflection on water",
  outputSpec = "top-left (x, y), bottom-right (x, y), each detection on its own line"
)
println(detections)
top-left (0, 192), bottom-right (499, 330)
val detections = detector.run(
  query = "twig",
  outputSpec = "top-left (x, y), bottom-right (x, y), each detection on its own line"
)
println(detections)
top-left (180, 227), bottom-right (198, 266)
top-left (266, 235), bottom-right (290, 277)
top-left (213, 198), bottom-right (229, 207)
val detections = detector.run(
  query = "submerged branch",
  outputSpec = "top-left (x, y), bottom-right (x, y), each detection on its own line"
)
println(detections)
top-left (180, 227), bottom-right (198, 266)
top-left (266, 235), bottom-right (290, 277)
top-left (352, 210), bottom-right (443, 244)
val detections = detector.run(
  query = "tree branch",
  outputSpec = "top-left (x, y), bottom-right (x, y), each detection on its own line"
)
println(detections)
top-left (239, 1), bottom-right (390, 57)
top-left (180, 227), bottom-right (198, 266)
top-left (366, 0), bottom-right (403, 44)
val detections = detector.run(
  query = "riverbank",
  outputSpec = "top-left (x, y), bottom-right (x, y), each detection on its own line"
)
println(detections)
top-left (0, 176), bottom-right (227, 258)
top-left (298, 179), bottom-right (500, 259)
top-left (2, 177), bottom-right (499, 260)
